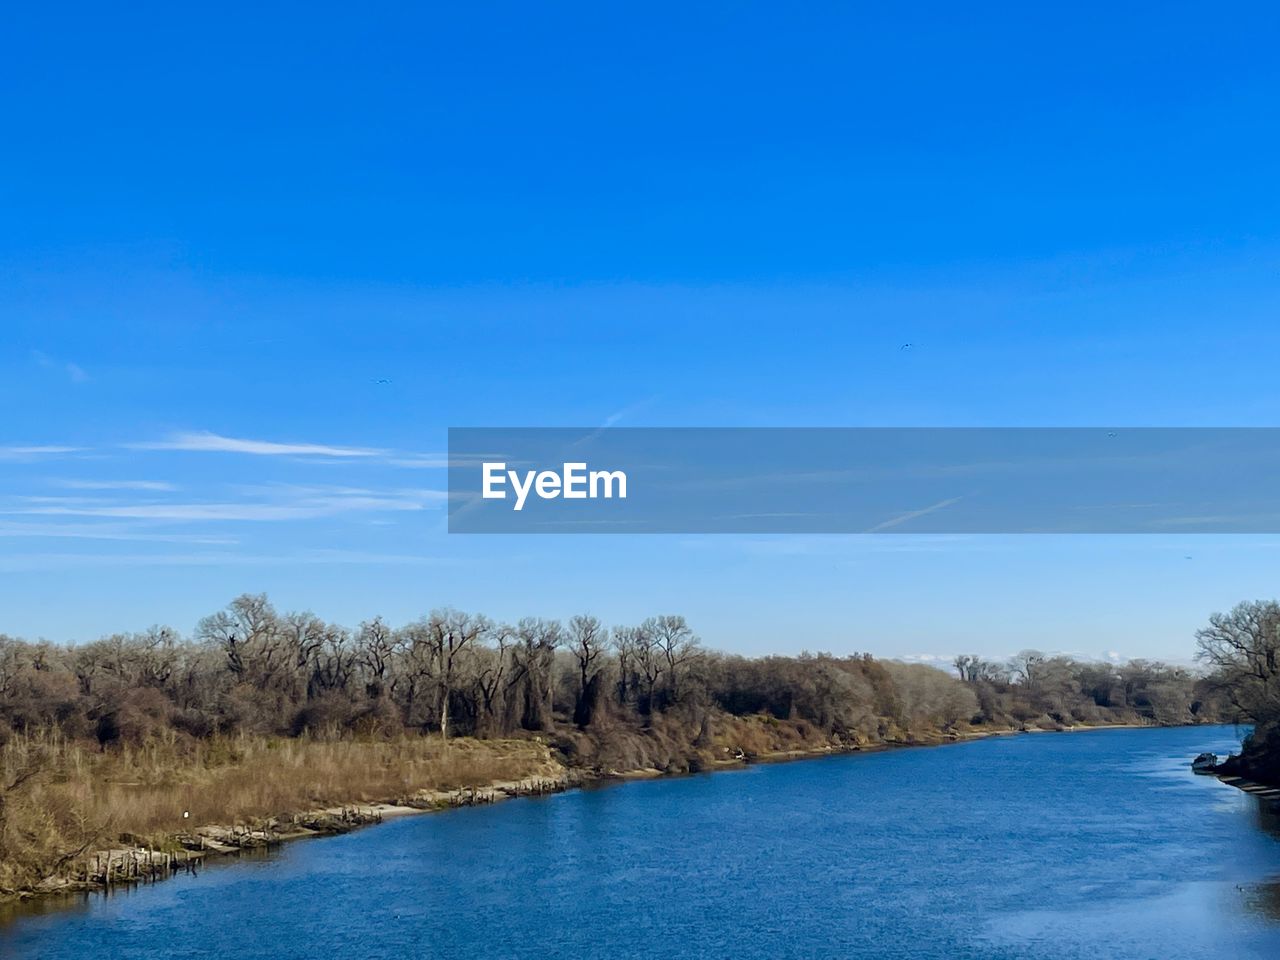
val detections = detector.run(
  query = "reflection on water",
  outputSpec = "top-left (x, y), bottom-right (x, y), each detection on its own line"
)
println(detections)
top-left (1242, 875), bottom-right (1280, 922)
top-left (0, 891), bottom-right (94, 929)
top-left (1242, 801), bottom-right (1280, 921)
top-left (0, 843), bottom-right (273, 930)
top-left (2, 725), bottom-right (1278, 960)
top-left (1253, 796), bottom-right (1280, 840)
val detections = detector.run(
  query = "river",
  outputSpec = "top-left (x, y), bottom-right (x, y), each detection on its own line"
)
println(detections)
top-left (3, 725), bottom-right (1278, 959)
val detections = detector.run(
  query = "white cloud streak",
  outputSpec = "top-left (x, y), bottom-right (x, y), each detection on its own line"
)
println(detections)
top-left (0, 549), bottom-right (456, 572)
top-left (866, 496), bottom-right (965, 533)
top-left (0, 445), bottom-right (84, 460)
top-left (32, 350), bottom-right (89, 383)
top-left (12, 501), bottom-right (421, 522)
top-left (4, 489), bottom-right (447, 522)
top-left (570, 396), bottom-right (659, 448)
top-left (130, 431), bottom-right (385, 458)
top-left (53, 479), bottom-right (177, 492)
top-left (386, 456), bottom-right (451, 468)
top-left (0, 521), bottom-right (237, 544)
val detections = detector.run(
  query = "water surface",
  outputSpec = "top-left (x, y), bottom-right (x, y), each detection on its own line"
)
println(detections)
top-left (4, 725), bottom-right (1278, 959)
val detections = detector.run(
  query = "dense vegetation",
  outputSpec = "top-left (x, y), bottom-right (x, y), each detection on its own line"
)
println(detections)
top-left (0, 593), bottom-right (1226, 896)
top-left (1196, 600), bottom-right (1280, 784)
top-left (0, 594), bottom-right (1224, 747)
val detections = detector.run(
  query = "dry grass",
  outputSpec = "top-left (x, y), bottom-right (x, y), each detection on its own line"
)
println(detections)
top-left (0, 731), bottom-right (560, 894)
top-left (717, 714), bottom-right (825, 755)
top-left (89, 734), bottom-right (558, 835)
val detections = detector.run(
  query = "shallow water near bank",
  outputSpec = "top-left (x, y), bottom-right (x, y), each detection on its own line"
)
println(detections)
top-left (4, 725), bottom-right (1278, 959)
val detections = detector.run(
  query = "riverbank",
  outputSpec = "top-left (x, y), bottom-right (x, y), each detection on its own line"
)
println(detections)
top-left (9, 724), bottom-right (1267, 960)
top-left (1, 715), bottom-right (1216, 906)
top-left (1217, 773), bottom-right (1280, 805)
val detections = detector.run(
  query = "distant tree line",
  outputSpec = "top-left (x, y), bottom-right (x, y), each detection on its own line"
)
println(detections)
top-left (952, 650), bottom-right (1217, 727)
top-left (0, 594), bottom-right (1227, 752)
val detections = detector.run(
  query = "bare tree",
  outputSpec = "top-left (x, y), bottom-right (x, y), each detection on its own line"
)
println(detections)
top-left (195, 594), bottom-right (282, 688)
top-left (134, 627), bottom-right (178, 687)
top-left (356, 616), bottom-right (400, 701)
top-left (953, 654), bottom-right (978, 682)
top-left (473, 624), bottom-right (513, 733)
top-left (424, 610), bottom-right (491, 739)
top-left (1009, 650), bottom-right (1047, 692)
top-left (630, 622), bottom-right (664, 716)
top-left (567, 615), bottom-right (608, 726)
top-left (306, 625), bottom-right (357, 700)
top-left (646, 615), bottom-right (700, 703)
top-left (611, 625), bottom-right (644, 707)
top-left (394, 618), bottom-right (438, 728)
top-left (280, 611), bottom-right (329, 693)
top-left (1196, 600), bottom-right (1280, 721)
top-left (509, 618), bottom-right (561, 731)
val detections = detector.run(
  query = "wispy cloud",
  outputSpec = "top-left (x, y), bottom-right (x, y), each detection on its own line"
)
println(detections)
top-left (11, 501), bottom-right (420, 522)
top-left (716, 512), bottom-right (823, 520)
top-left (8, 435), bottom-right (490, 469)
top-left (12, 503), bottom-right (332, 521)
top-left (0, 549), bottom-right (456, 573)
top-left (53, 479), bottom-right (177, 492)
top-left (677, 534), bottom-right (987, 558)
top-left (0, 521), bottom-right (236, 545)
top-left (130, 431), bottom-right (385, 458)
top-left (32, 349), bottom-right (89, 383)
top-left (571, 397), bottom-right (660, 448)
top-left (4, 487), bottom-right (446, 522)
top-left (0, 445), bottom-right (84, 461)
top-left (1147, 515), bottom-right (1248, 528)
top-left (234, 483), bottom-right (448, 505)
top-left (384, 454), bottom-right (510, 469)
top-left (385, 455), bottom-right (451, 468)
top-left (866, 496), bottom-right (964, 533)
top-left (231, 483), bottom-right (377, 497)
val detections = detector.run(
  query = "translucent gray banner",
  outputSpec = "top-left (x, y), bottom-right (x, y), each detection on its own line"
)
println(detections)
top-left (447, 428), bottom-right (1280, 534)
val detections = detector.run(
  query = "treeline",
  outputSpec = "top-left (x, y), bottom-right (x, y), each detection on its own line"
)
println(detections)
top-left (951, 651), bottom-right (1221, 727)
top-left (0, 594), bottom-right (1225, 753)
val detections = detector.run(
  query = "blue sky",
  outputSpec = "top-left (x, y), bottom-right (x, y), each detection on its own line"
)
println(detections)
top-left (4, 3), bottom-right (1280, 661)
